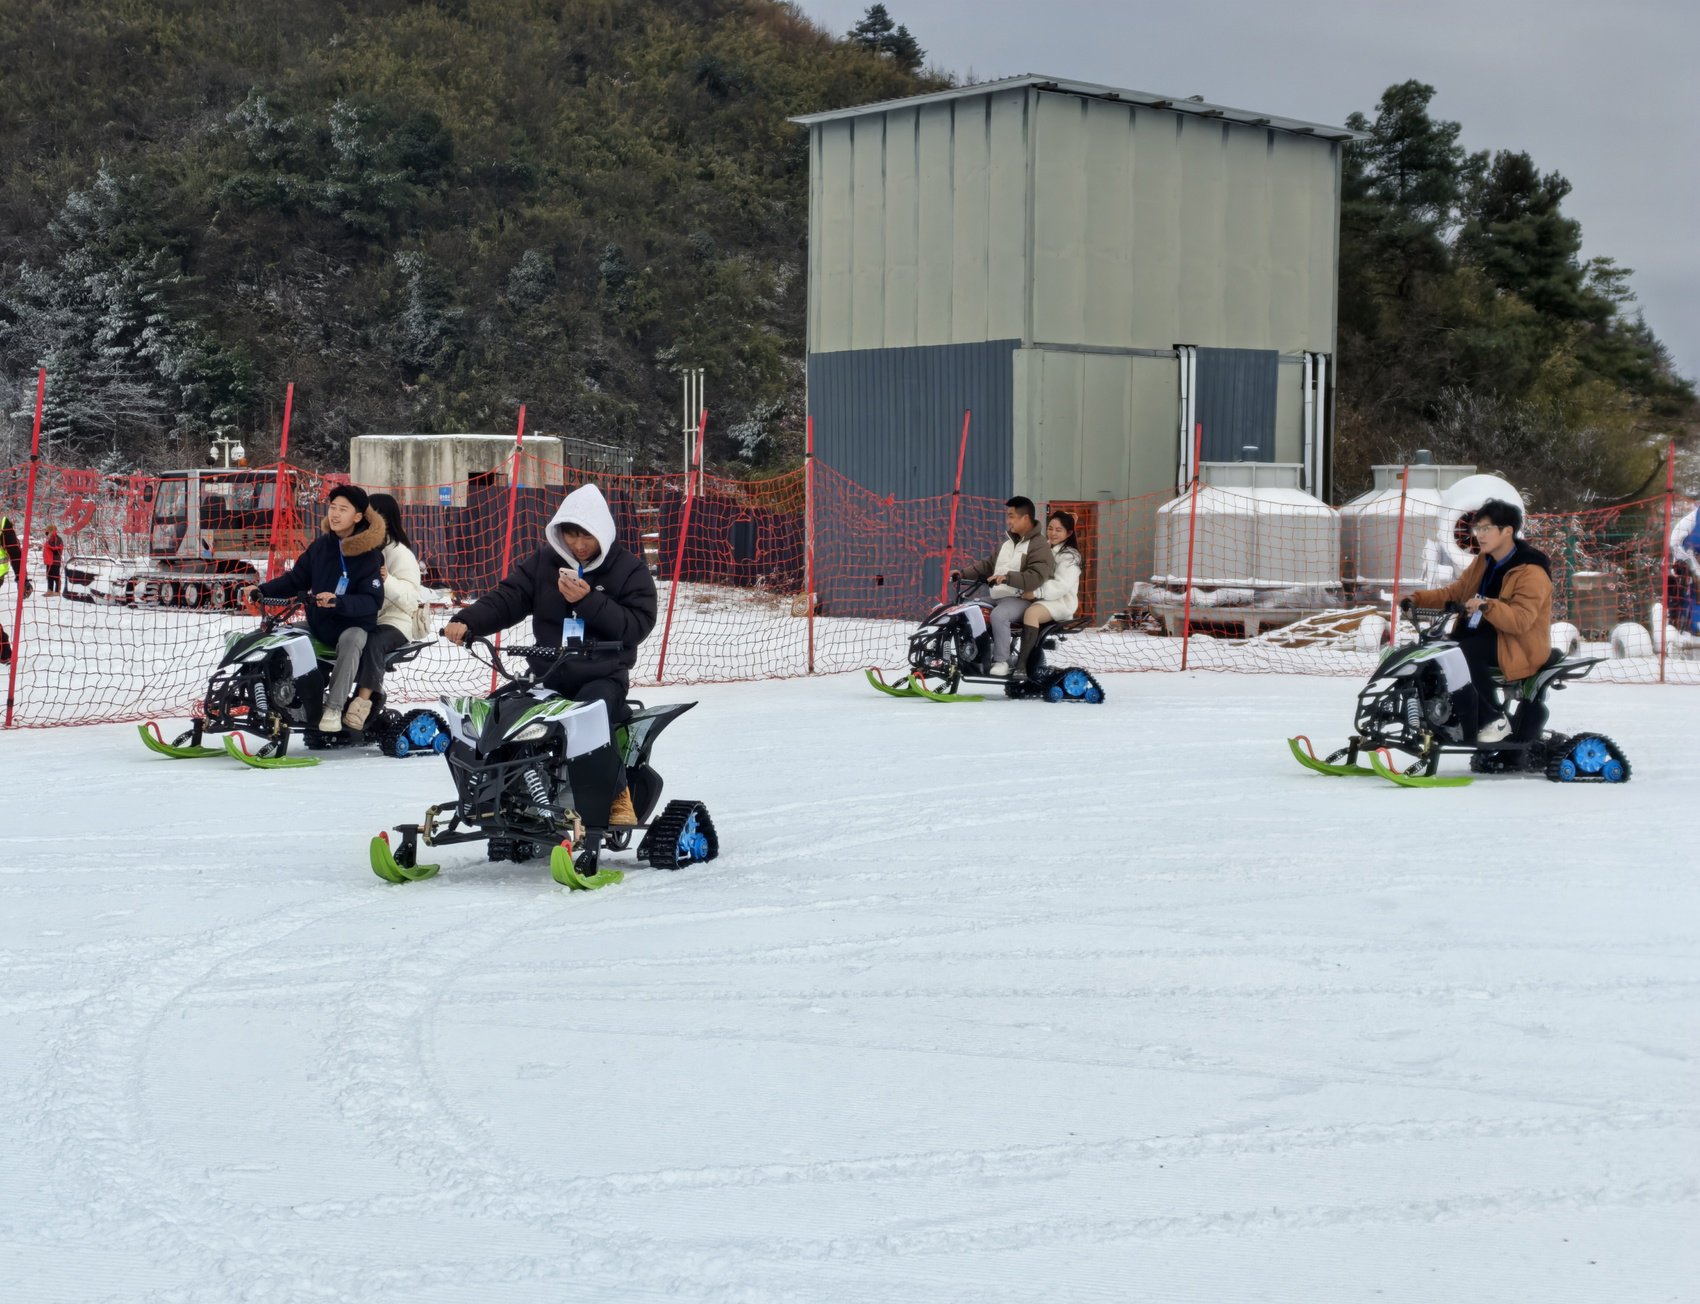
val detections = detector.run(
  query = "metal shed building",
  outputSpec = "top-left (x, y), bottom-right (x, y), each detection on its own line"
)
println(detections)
top-left (793, 76), bottom-right (1364, 512)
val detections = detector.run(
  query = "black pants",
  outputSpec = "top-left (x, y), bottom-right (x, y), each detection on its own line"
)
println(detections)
top-left (355, 624), bottom-right (409, 695)
top-left (1456, 623), bottom-right (1502, 736)
top-left (537, 667), bottom-right (631, 727)
top-left (46, 564), bottom-right (61, 594)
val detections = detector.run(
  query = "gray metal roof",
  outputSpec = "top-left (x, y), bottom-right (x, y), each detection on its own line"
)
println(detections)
top-left (790, 74), bottom-right (1368, 142)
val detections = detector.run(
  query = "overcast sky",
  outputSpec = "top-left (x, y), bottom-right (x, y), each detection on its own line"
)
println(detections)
top-left (797, 0), bottom-right (1699, 386)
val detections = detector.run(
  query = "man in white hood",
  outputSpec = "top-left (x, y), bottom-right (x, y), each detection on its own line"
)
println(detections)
top-left (444, 483), bottom-right (658, 821)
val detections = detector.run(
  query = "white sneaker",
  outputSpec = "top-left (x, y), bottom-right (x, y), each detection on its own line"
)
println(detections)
top-left (1476, 715), bottom-right (1512, 744)
top-left (318, 708), bottom-right (344, 733)
top-left (988, 662), bottom-right (1010, 677)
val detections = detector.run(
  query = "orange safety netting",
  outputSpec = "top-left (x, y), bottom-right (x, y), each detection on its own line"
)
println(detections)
top-left (2, 452), bottom-right (1695, 729)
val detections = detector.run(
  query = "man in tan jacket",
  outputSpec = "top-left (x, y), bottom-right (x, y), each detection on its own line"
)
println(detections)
top-left (1407, 498), bottom-right (1553, 743)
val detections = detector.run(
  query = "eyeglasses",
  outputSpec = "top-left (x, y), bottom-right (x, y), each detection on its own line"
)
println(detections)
top-left (1470, 521), bottom-right (1504, 536)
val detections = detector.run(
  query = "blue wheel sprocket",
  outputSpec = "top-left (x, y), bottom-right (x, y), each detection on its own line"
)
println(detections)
top-left (1546, 733), bottom-right (1631, 785)
top-left (1570, 736), bottom-right (1611, 774)
top-left (676, 811), bottom-right (711, 865)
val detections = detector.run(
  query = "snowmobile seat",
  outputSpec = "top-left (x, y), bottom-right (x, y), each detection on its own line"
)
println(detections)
top-left (382, 639), bottom-right (435, 671)
top-left (1037, 615), bottom-right (1091, 647)
top-left (1491, 647), bottom-right (1565, 685)
top-left (1495, 647), bottom-right (1602, 701)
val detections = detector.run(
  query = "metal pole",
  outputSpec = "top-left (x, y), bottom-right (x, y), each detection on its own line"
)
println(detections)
top-left (939, 410), bottom-right (972, 605)
top-left (4, 367), bottom-right (46, 728)
top-left (681, 368), bottom-right (703, 493)
top-left (656, 407), bottom-right (708, 684)
top-left (1659, 439), bottom-right (1675, 685)
top-left (804, 414), bottom-right (816, 675)
top-left (1179, 422), bottom-right (1203, 672)
top-left (1388, 463), bottom-right (1411, 648)
top-left (262, 382), bottom-right (294, 581)
top-left (490, 404), bottom-right (527, 693)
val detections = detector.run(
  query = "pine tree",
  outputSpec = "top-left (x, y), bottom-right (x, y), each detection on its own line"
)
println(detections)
top-left (847, 5), bottom-right (925, 73)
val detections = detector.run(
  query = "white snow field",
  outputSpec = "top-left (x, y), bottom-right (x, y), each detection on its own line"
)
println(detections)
top-left (2, 671), bottom-right (1695, 1304)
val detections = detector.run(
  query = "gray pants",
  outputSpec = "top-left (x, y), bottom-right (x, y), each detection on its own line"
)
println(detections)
top-left (986, 596), bottom-right (1032, 666)
top-left (325, 627), bottom-right (366, 711)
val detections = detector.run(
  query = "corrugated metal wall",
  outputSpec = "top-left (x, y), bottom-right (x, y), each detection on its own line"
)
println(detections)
top-left (1029, 92), bottom-right (1339, 354)
top-left (1014, 348), bottom-right (1184, 504)
top-left (808, 89), bottom-right (1030, 353)
top-left (807, 339), bottom-right (1018, 500)
top-left (1195, 347), bottom-right (1279, 461)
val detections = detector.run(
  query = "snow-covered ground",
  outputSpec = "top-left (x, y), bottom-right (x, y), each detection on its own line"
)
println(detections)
top-left (2, 671), bottom-right (1695, 1303)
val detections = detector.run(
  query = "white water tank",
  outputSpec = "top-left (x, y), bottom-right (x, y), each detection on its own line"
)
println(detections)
top-left (1152, 462), bottom-right (1341, 600)
top-left (1421, 473), bottom-right (1527, 586)
top-left (1339, 461), bottom-right (1475, 594)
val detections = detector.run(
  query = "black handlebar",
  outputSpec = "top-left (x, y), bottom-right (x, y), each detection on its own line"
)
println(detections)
top-left (464, 636), bottom-right (625, 684)
top-left (502, 641), bottom-right (625, 659)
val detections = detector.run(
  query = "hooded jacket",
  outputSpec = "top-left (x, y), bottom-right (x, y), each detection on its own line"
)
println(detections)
top-left (257, 508), bottom-right (387, 645)
top-left (453, 483), bottom-right (658, 684)
top-left (1409, 538), bottom-right (1554, 680)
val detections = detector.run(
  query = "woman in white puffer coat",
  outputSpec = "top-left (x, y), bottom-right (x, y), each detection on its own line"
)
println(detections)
top-left (1012, 510), bottom-right (1083, 678)
top-left (342, 493), bottom-right (428, 730)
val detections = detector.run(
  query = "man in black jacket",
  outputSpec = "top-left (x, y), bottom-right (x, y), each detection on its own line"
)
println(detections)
top-left (241, 484), bottom-right (386, 732)
top-left (443, 482), bottom-right (657, 822)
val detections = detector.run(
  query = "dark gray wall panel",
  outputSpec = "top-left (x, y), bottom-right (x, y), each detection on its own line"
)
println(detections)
top-left (807, 339), bottom-right (1018, 500)
top-left (1196, 347), bottom-right (1278, 461)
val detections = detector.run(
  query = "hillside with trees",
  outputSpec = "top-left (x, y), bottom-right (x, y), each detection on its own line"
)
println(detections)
top-left (0, 0), bottom-right (939, 473)
top-left (1336, 80), bottom-right (1694, 506)
top-left (0, 4), bottom-right (1690, 506)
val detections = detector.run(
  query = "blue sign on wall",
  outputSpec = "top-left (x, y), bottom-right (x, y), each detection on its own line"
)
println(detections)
top-left (438, 485), bottom-right (453, 506)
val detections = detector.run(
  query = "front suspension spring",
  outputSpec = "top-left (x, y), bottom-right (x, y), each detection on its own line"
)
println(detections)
top-left (521, 764), bottom-right (553, 812)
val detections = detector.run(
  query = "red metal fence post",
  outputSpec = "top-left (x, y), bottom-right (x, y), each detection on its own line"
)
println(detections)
top-left (656, 408), bottom-right (708, 684)
top-left (1179, 422), bottom-right (1203, 672)
top-left (1388, 463), bottom-right (1411, 646)
top-left (939, 409), bottom-right (972, 605)
top-left (490, 404), bottom-right (527, 692)
top-left (4, 367), bottom-right (46, 728)
top-left (262, 381), bottom-right (294, 581)
top-left (1659, 439), bottom-right (1675, 685)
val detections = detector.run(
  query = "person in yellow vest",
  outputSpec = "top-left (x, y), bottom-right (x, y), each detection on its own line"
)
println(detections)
top-left (0, 514), bottom-right (28, 664)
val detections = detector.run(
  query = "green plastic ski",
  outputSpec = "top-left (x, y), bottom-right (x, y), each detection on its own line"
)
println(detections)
top-left (866, 667), bottom-right (921, 698)
top-left (369, 833), bottom-right (440, 883)
top-left (909, 676), bottom-right (984, 703)
top-left (1286, 736), bottom-right (1378, 777)
top-left (549, 843), bottom-right (625, 890)
top-left (1368, 749), bottom-right (1472, 789)
top-left (222, 733), bottom-right (320, 769)
top-left (137, 722), bottom-right (225, 758)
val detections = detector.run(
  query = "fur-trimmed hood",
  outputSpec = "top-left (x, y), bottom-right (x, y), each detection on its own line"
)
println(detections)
top-left (323, 507), bottom-right (387, 558)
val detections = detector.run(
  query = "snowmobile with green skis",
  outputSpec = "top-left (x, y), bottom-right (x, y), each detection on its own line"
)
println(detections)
top-left (1288, 601), bottom-right (1630, 788)
top-left (866, 578), bottom-right (1105, 704)
top-left (138, 596), bottom-right (447, 769)
top-left (369, 637), bottom-right (718, 890)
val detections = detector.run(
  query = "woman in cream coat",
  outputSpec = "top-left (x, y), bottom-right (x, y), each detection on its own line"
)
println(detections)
top-left (342, 492), bottom-right (428, 730)
top-left (1012, 511), bottom-right (1083, 678)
